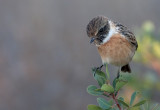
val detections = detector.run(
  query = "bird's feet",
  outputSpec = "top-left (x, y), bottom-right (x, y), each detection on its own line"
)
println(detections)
top-left (116, 69), bottom-right (120, 79)
top-left (93, 65), bottom-right (104, 76)
top-left (96, 65), bottom-right (104, 71)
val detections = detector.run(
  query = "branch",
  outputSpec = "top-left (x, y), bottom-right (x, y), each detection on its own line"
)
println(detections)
top-left (112, 94), bottom-right (121, 110)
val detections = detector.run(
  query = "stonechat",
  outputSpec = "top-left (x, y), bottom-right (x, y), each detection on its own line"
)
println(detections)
top-left (86, 16), bottom-right (138, 76)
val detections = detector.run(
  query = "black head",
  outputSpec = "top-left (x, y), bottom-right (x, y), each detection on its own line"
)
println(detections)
top-left (86, 16), bottom-right (110, 45)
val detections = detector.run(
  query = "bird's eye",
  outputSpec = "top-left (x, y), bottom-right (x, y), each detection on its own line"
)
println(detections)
top-left (99, 27), bottom-right (104, 33)
top-left (99, 25), bottom-right (107, 33)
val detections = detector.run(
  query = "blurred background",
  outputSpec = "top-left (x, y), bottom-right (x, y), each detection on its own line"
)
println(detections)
top-left (0, 0), bottom-right (160, 110)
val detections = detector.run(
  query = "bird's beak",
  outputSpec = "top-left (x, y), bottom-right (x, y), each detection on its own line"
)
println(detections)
top-left (90, 38), bottom-right (95, 44)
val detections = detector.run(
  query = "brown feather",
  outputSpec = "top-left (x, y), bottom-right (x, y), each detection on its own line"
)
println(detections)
top-left (98, 34), bottom-right (135, 66)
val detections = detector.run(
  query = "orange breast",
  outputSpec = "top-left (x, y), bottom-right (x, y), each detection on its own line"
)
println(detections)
top-left (98, 34), bottom-right (135, 66)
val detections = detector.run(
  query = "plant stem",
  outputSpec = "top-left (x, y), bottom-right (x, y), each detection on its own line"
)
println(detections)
top-left (112, 94), bottom-right (121, 110)
top-left (105, 64), bottom-right (110, 79)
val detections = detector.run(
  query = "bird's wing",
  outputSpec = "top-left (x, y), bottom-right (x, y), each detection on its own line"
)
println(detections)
top-left (114, 22), bottom-right (138, 50)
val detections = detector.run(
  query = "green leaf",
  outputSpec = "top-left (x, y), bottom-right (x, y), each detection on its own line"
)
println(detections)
top-left (108, 99), bottom-right (114, 105)
top-left (117, 99), bottom-right (129, 108)
top-left (118, 97), bottom-right (124, 101)
top-left (92, 68), bottom-right (106, 78)
top-left (95, 88), bottom-right (101, 91)
top-left (118, 97), bottom-right (124, 107)
top-left (97, 97), bottom-right (111, 109)
top-left (87, 104), bottom-right (102, 110)
top-left (115, 80), bottom-right (127, 91)
top-left (133, 100), bottom-right (147, 107)
top-left (107, 108), bottom-right (116, 110)
top-left (129, 107), bottom-right (139, 110)
top-left (140, 101), bottom-right (160, 110)
top-left (112, 77), bottom-right (118, 89)
top-left (92, 68), bottom-right (107, 87)
top-left (87, 85), bottom-right (103, 96)
top-left (110, 108), bottom-right (116, 110)
top-left (104, 100), bottom-right (114, 110)
top-left (119, 73), bottom-right (132, 81)
top-left (151, 104), bottom-right (160, 110)
top-left (130, 91), bottom-right (137, 106)
top-left (101, 84), bottom-right (114, 93)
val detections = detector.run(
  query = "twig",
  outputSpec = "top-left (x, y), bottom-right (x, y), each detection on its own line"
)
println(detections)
top-left (112, 94), bottom-right (121, 110)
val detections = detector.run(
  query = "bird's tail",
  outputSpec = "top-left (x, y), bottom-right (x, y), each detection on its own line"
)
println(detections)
top-left (121, 64), bottom-right (131, 73)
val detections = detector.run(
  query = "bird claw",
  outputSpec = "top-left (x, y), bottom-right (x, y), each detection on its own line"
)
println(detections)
top-left (93, 65), bottom-right (104, 76)
top-left (96, 65), bottom-right (103, 71)
top-left (116, 69), bottom-right (120, 79)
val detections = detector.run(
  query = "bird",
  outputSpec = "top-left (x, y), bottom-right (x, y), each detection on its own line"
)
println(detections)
top-left (86, 16), bottom-right (138, 77)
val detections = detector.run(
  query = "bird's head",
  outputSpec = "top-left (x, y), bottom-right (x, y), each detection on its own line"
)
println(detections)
top-left (86, 16), bottom-right (110, 46)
